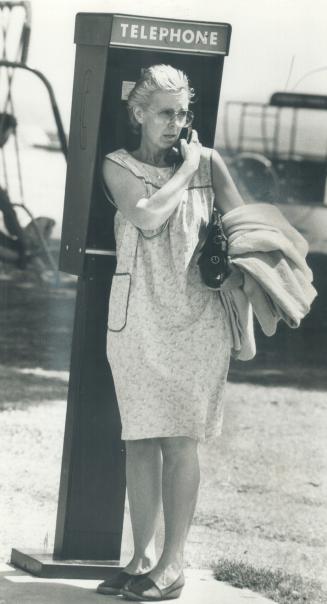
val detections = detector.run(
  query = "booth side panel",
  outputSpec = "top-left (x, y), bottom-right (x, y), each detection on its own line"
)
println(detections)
top-left (59, 44), bottom-right (109, 276)
top-left (54, 274), bottom-right (126, 560)
top-left (55, 22), bottom-right (126, 561)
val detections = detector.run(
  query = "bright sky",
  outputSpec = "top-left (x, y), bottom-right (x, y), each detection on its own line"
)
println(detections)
top-left (8, 0), bottom-right (327, 130)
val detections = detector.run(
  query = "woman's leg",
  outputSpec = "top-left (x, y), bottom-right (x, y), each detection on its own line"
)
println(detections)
top-left (150, 436), bottom-right (200, 588)
top-left (124, 438), bottom-right (162, 574)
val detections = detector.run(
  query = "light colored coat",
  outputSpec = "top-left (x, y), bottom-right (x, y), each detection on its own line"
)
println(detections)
top-left (219, 203), bottom-right (317, 361)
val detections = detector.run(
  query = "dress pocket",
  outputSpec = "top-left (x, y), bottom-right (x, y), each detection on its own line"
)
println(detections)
top-left (108, 272), bottom-right (131, 332)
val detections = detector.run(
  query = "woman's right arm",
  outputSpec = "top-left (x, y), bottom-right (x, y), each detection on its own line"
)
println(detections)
top-left (103, 134), bottom-right (202, 230)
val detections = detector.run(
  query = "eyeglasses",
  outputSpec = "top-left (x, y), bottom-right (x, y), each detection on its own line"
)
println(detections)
top-left (147, 109), bottom-right (194, 127)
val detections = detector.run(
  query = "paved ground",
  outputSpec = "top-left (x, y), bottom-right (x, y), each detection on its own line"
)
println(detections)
top-left (0, 564), bottom-right (277, 604)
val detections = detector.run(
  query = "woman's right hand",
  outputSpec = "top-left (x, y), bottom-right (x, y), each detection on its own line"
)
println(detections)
top-left (180, 129), bottom-right (202, 174)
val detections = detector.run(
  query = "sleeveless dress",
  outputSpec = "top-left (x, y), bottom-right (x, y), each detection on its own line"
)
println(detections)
top-left (105, 147), bottom-right (232, 442)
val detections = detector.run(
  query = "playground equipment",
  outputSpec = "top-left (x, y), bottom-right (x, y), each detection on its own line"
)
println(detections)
top-left (0, 1), bottom-right (67, 279)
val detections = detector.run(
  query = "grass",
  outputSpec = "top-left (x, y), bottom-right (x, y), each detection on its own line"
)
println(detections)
top-left (213, 559), bottom-right (327, 604)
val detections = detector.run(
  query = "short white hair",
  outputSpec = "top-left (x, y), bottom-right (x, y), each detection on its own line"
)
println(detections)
top-left (127, 64), bottom-right (194, 132)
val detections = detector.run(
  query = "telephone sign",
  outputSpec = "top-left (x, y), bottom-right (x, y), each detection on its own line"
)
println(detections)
top-left (110, 15), bottom-right (231, 55)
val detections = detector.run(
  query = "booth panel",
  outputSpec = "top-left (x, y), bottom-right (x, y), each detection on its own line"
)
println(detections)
top-left (54, 276), bottom-right (126, 560)
top-left (74, 12), bottom-right (113, 47)
top-left (59, 44), bottom-right (109, 275)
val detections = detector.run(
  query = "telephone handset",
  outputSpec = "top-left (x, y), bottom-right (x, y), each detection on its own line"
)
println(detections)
top-left (165, 126), bottom-right (193, 166)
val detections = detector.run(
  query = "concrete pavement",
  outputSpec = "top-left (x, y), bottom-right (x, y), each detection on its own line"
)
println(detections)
top-left (0, 564), bottom-right (278, 604)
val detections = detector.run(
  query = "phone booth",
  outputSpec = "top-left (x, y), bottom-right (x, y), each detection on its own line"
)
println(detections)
top-left (11, 13), bottom-right (231, 578)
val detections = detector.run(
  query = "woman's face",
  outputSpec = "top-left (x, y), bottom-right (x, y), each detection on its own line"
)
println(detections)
top-left (135, 89), bottom-right (189, 151)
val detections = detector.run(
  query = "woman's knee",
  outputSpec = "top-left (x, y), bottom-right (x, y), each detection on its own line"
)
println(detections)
top-left (125, 438), bottom-right (161, 459)
top-left (160, 436), bottom-right (198, 462)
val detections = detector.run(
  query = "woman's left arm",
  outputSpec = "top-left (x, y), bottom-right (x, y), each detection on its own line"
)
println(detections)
top-left (210, 149), bottom-right (245, 290)
top-left (211, 148), bottom-right (245, 213)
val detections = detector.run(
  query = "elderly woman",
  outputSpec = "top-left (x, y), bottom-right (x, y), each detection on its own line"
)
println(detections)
top-left (96, 63), bottom-right (244, 601)
top-left (97, 64), bottom-right (316, 601)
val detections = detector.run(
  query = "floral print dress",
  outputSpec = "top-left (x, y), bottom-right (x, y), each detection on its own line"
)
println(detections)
top-left (105, 147), bottom-right (231, 442)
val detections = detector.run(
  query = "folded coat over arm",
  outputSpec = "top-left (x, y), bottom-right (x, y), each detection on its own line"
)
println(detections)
top-left (219, 203), bottom-right (317, 361)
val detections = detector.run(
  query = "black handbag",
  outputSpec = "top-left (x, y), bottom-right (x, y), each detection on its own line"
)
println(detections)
top-left (197, 207), bottom-right (231, 290)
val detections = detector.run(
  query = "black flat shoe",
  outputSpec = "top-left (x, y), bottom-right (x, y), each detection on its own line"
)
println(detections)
top-left (121, 572), bottom-right (185, 601)
top-left (96, 570), bottom-right (150, 595)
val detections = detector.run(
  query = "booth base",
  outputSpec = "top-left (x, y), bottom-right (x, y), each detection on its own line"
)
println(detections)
top-left (10, 548), bottom-right (121, 579)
